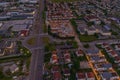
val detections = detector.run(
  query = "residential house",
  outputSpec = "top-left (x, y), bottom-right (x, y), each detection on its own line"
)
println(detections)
top-left (100, 72), bottom-right (119, 80)
top-left (108, 50), bottom-right (118, 58)
top-left (0, 49), bottom-right (5, 56)
top-left (86, 72), bottom-right (95, 80)
top-left (20, 30), bottom-right (29, 36)
top-left (76, 49), bottom-right (84, 57)
top-left (94, 63), bottom-right (112, 71)
top-left (114, 56), bottom-right (120, 63)
top-left (105, 47), bottom-right (112, 52)
top-left (51, 66), bottom-right (60, 73)
top-left (84, 15), bottom-right (101, 24)
top-left (51, 52), bottom-right (58, 64)
top-left (102, 43), bottom-right (109, 48)
top-left (76, 72), bottom-right (86, 80)
top-left (53, 72), bottom-right (62, 80)
top-left (86, 49), bottom-right (100, 56)
top-left (5, 41), bottom-right (16, 53)
top-left (86, 27), bottom-right (96, 35)
top-left (63, 68), bottom-right (70, 76)
top-left (90, 56), bottom-right (106, 63)
top-left (115, 44), bottom-right (120, 50)
top-left (64, 51), bottom-right (71, 63)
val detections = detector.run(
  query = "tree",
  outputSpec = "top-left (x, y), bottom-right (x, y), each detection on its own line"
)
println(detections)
top-left (8, 26), bottom-right (13, 31)
top-left (87, 22), bottom-right (94, 26)
top-left (0, 36), bottom-right (2, 41)
top-left (86, 10), bottom-right (91, 14)
top-left (83, 44), bottom-right (90, 48)
top-left (0, 67), bottom-right (4, 79)
top-left (100, 21), bottom-right (105, 26)
top-left (5, 69), bottom-right (11, 76)
top-left (94, 33), bottom-right (99, 38)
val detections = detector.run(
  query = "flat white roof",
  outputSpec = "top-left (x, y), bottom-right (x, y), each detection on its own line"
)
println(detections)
top-left (12, 24), bottom-right (29, 31)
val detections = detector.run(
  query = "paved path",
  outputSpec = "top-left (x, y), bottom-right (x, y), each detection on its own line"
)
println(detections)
top-left (29, 0), bottom-right (45, 80)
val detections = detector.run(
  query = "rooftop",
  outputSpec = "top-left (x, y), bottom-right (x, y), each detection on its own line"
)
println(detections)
top-left (76, 72), bottom-right (86, 79)
top-left (86, 72), bottom-right (95, 78)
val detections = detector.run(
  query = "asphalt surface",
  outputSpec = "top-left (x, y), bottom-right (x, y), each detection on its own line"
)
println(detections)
top-left (29, 0), bottom-right (45, 80)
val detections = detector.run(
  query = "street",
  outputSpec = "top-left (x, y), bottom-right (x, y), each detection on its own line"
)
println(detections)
top-left (29, 0), bottom-right (45, 80)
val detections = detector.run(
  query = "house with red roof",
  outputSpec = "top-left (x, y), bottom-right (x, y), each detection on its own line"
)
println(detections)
top-left (76, 49), bottom-right (84, 57)
top-left (84, 15), bottom-right (101, 24)
top-left (53, 72), bottom-right (62, 80)
top-left (20, 30), bottom-right (29, 37)
top-left (102, 43), bottom-right (109, 48)
top-left (105, 47), bottom-right (112, 52)
top-left (115, 44), bottom-right (120, 50)
top-left (86, 72), bottom-right (95, 80)
top-left (104, 18), bottom-right (112, 24)
top-left (63, 68), bottom-right (70, 76)
top-left (108, 50), bottom-right (118, 58)
top-left (51, 51), bottom-right (59, 64)
top-left (94, 63), bottom-right (112, 71)
top-left (76, 72), bottom-right (86, 80)
top-left (51, 66), bottom-right (60, 73)
top-left (114, 56), bottom-right (120, 63)
top-left (64, 51), bottom-right (71, 63)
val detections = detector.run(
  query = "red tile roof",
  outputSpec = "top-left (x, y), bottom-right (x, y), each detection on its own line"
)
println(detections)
top-left (52, 55), bottom-right (58, 61)
top-left (20, 30), bottom-right (28, 36)
top-left (106, 47), bottom-right (112, 51)
top-left (114, 56), bottom-right (120, 61)
top-left (63, 68), bottom-right (70, 75)
top-left (86, 72), bottom-right (95, 78)
top-left (77, 72), bottom-right (86, 79)
top-left (64, 54), bottom-right (70, 59)
top-left (103, 43), bottom-right (108, 47)
top-left (110, 51), bottom-right (117, 56)
top-left (52, 66), bottom-right (59, 72)
top-left (116, 44), bottom-right (120, 48)
top-left (85, 15), bottom-right (98, 21)
top-left (53, 72), bottom-right (61, 80)
top-left (77, 49), bottom-right (83, 55)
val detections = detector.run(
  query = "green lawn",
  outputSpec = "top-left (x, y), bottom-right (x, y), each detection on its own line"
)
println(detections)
top-left (17, 43), bottom-right (31, 56)
top-left (79, 35), bottom-right (97, 42)
top-left (42, 37), bottom-right (50, 45)
top-left (44, 43), bottom-right (56, 52)
top-left (43, 24), bottom-right (47, 33)
top-left (44, 53), bottom-right (51, 63)
top-left (110, 30), bottom-right (118, 35)
top-left (66, 40), bottom-right (78, 48)
top-left (27, 37), bottom-right (36, 45)
top-left (43, 37), bottom-right (56, 52)
top-left (0, 77), bottom-right (12, 80)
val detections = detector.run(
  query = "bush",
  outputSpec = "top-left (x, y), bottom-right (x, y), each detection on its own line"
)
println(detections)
top-left (79, 35), bottom-right (97, 42)
top-left (70, 19), bottom-right (79, 34)
top-left (83, 44), bottom-right (90, 48)
top-left (27, 37), bottom-right (36, 45)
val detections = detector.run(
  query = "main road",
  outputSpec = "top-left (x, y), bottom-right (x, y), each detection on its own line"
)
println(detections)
top-left (29, 0), bottom-right (45, 80)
